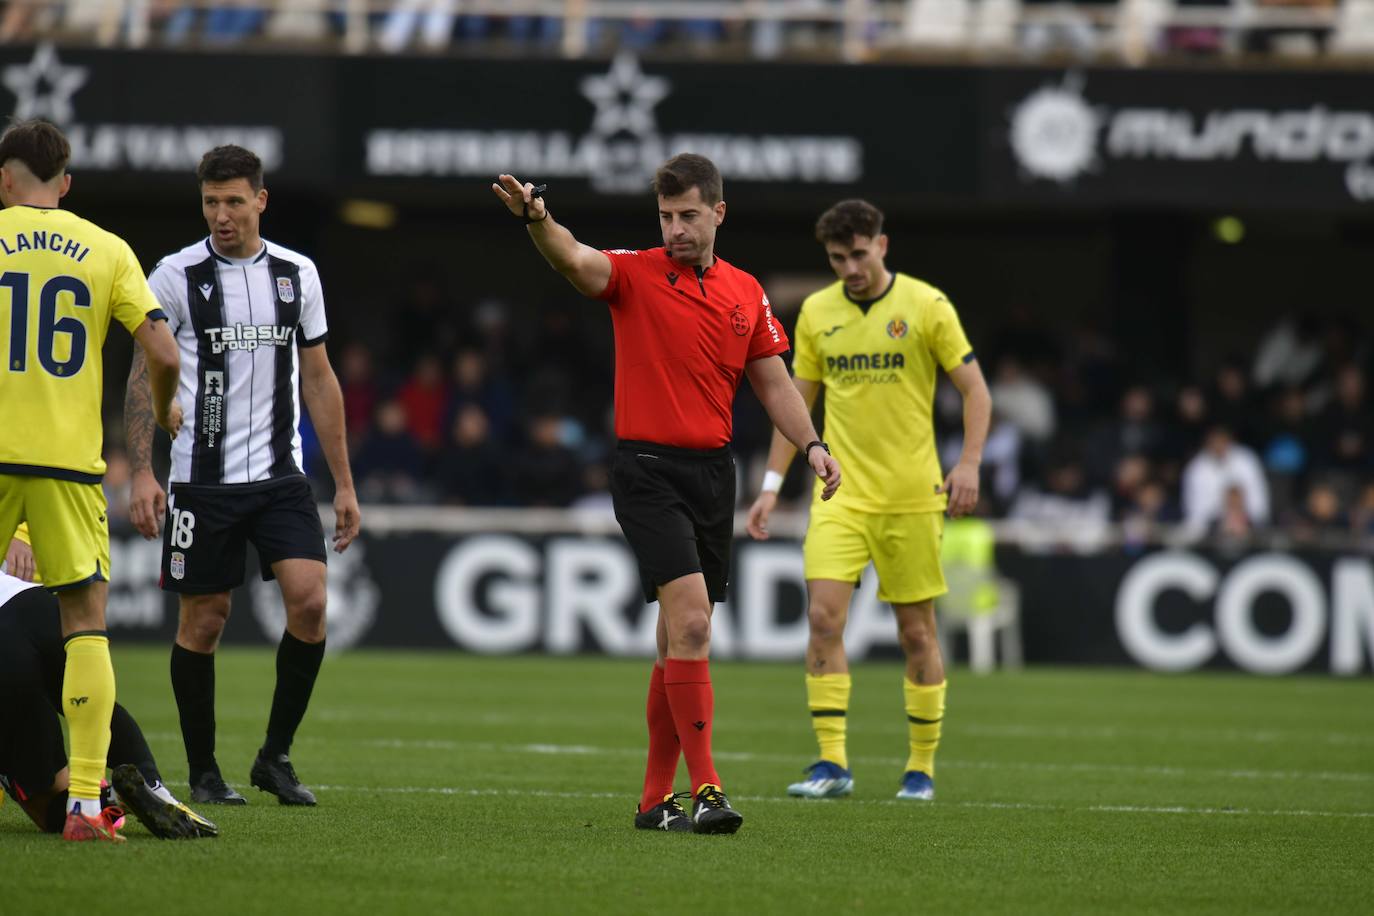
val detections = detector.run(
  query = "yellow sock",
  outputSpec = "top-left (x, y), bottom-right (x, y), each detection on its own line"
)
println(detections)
top-left (904, 678), bottom-right (946, 776)
top-left (805, 673), bottom-right (851, 769)
top-left (63, 634), bottom-right (116, 801)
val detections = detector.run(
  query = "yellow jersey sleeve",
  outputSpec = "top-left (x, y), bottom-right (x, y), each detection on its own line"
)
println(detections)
top-left (924, 293), bottom-right (973, 373)
top-left (110, 238), bottom-right (163, 335)
top-left (12, 522), bottom-right (30, 545)
top-left (792, 299), bottom-right (821, 381)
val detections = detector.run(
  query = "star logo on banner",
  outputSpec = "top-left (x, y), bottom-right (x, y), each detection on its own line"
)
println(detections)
top-left (580, 52), bottom-right (669, 138)
top-left (2, 43), bottom-right (89, 125)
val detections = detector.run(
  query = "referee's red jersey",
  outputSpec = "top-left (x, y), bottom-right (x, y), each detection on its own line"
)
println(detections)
top-left (598, 247), bottom-right (789, 449)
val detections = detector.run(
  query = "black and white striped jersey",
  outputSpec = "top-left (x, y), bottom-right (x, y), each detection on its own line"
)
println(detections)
top-left (148, 238), bottom-right (328, 485)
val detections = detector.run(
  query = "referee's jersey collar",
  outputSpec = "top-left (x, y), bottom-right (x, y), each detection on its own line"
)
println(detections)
top-left (667, 250), bottom-right (718, 276)
top-left (205, 238), bottom-right (269, 266)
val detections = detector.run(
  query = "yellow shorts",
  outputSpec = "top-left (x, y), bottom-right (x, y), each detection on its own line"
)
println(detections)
top-left (0, 474), bottom-right (110, 589)
top-left (802, 502), bottom-right (947, 604)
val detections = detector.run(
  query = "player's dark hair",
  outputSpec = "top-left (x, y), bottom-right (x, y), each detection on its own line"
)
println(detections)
top-left (653, 153), bottom-right (723, 205)
top-left (0, 119), bottom-right (70, 183)
top-left (197, 144), bottom-right (264, 191)
top-left (815, 199), bottom-right (885, 246)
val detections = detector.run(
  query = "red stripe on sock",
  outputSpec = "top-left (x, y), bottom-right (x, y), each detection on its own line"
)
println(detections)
top-left (640, 663), bottom-right (680, 812)
top-left (663, 658), bottom-right (720, 792)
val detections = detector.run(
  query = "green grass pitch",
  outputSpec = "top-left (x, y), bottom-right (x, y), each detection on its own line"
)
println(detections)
top-left (3, 647), bottom-right (1371, 915)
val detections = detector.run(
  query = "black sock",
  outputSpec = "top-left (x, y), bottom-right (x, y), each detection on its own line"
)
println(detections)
top-left (262, 631), bottom-right (326, 758)
top-left (44, 792), bottom-right (69, 833)
top-left (107, 702), bottom-right (162, 787)
top-left (170, 643), bottom-right (217, 777)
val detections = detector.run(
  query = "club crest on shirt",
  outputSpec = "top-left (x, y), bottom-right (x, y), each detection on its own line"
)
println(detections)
top-left (276, 276), bottom-right (295, 303)
top-left (887, 319), bottom-right (908, 339)
top-left (730, 309), bottom-right (750, 336)
top-left (170, 551), bottom-right (186, 580)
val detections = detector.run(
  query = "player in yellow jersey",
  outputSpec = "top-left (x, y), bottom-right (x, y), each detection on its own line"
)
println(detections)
top-left (0, 119), bottom-right (181, 842)
top-left (747, 199), bottom-right (991, 801)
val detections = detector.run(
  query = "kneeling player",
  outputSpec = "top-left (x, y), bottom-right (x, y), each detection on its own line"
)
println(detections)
top-left (0, 536), bottom-right (216, 840)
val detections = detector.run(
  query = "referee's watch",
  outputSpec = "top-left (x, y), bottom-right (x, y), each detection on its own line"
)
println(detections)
top-left (804, 440), bottom-right (830, 458)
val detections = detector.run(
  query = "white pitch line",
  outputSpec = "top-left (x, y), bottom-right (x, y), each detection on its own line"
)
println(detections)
top-left (356, 738), bottom-right (1374, 784)
top-left (308, 709), bottom-right (1374, 748)
top-left (307, 784), bottom-right (1374, 820)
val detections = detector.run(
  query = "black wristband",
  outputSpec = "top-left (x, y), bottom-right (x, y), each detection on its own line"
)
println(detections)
top-left (804, 440), bottom-right (830, 457)
top-left (523, 203), bottom-right (548, 225)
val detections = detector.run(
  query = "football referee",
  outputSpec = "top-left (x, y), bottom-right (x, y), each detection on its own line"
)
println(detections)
top-left (493, 155), bottom-right (841, 835)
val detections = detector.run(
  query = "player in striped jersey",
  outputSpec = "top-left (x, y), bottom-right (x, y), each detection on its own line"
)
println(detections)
top-left (126, 145), bottom-right (359, 808)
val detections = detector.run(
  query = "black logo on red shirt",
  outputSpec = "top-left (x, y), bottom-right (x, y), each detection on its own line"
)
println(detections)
top-left (665, 271), bottom-right (679, 286)
top-left (731, 310), bottom-right (750, 336)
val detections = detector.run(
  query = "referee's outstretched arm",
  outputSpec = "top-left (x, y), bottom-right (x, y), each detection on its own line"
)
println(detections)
top-left (492, 174), bottom-right (611, 298)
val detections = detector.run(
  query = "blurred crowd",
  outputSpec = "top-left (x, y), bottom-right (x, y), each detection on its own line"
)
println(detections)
top-left (2, 0), bottom-right (1362, 61)
top-left (938, 309), bottom-right (1374, 546)
top-left (195, 281), bottom-right (1374, 545)
top-left (95, 278), bottom-right (1371, 547)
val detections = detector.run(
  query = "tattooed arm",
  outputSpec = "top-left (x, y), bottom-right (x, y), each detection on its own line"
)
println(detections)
top-left (126, 348), bottom-right (165, 540)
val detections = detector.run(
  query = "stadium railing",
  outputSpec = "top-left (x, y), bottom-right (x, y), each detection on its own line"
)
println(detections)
top-left (350, 504), bottom-right (1374, 553)
top-left (11, 0), bottom-right (1371, 65)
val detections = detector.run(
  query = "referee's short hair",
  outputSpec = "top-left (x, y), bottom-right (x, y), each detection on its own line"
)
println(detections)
top-left (653, 153), bottom-right (723, 205)
top-left (197, 144), bottom-right (264, 191)
top-left (0, 119), bottom-right (70, 182)
top-left (815, 199), bottom-right (885, 246)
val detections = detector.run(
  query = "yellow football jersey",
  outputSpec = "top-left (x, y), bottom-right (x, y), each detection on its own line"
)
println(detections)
top-left (793, 272), bottom-right (973, 514)
top-left (0, 205), bottom-right (162, 481)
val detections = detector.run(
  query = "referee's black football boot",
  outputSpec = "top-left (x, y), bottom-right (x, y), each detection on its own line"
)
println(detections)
top-left (112, 764), bottom-right (199, 839)
top-left (634, 792), bottom-right (693, 833)
top-left (250, 751), bottom-right (318, 806)
top-left (190, 767), bottom-right (247, 805)
top-left (691, 784), bottom-right (744, 835)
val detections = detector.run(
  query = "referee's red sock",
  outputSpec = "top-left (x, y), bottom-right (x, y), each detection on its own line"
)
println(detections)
top-left (640, 663), bottom-right (680, 812)
top-left (663, 658), bottom-right (721, 792)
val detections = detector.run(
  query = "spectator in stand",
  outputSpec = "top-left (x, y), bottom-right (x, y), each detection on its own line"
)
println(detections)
top-left (1087, 384), bottom-right (1164, 487)
top-left (1008, 444), bottom-right (1110, 527)
top-left (1181, 424), bottom-right (1270, 535)
top-left (390, 275), bottom-right (460, 370)
top-left (1158, 383), bottom-right (1210, 484)
top-left (509, 413), bottom-right (585, 508)
top-left (447, 348), bottom-right (517, 445)
top-left (1290, 479), bottom-right (1347, 544)
top-left (1120, 477), bottom-right (1180, 552)
top-left (338, 343), bottom-right (379, 451)
top-left (1212, 485), bottom-right (1255, 543)
top-left (102, 447), bottom-right (134, 526)
top-left (397, 354), bottom-right (450, 452)
top-left (1109, 454), bottom-right (1152, 520)
top-left (1253, 312), bottom-right (1325, 393)
top-left (1312, 364), bottom-right (1373, 474)
top-left (1260, 384), bottom-right (1313, 521)
top-left (1350, 481), bottom-right (1374, 539)
top-left (353, 400), bottom-right (426, 503)
top-left (990, 356), bottom-right (1056, 446)
top-left (1209, 358), bottom-right (1264, 448)
top-left (433, 404), bottom-right (510, 506)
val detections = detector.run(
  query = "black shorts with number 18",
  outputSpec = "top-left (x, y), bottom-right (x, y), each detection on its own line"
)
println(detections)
top-left (160, 476), bottom-right (327, 594)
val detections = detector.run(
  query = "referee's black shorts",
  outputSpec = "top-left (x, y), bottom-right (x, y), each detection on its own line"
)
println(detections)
top-left (0, 589), bottom-right (67, 800)
top-left (609, 440), bottom-right (736, 605)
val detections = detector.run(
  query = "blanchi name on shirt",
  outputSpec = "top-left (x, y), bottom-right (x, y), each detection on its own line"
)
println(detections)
top-left (0, 230), bottom-right (90, 262)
